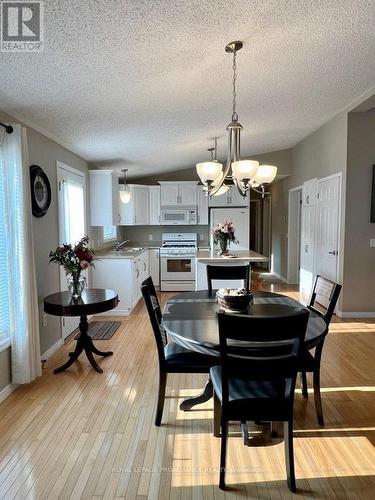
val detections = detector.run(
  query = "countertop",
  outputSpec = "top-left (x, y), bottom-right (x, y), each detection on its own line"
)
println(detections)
top-left (95, 247), bottom-right (157, 260)
top-left (195, 249), bottom-right (269, 262)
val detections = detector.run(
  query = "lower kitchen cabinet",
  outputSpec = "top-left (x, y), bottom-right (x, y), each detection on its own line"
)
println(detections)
top-left (92, 250), bottom-right (150, 315)
top-left (148, 248), bottom-right (160, 286)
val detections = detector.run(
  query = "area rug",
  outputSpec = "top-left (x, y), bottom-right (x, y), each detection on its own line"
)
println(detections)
top-left (81, 320), bottom-right (122, 340)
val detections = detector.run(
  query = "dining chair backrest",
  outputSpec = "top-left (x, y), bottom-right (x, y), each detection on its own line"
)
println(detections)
top-left (308, 275), bottom-right (342, 326)
top-left (217, 308), bottom-right (309, 404)
top-left (141, 277), bottom-right (167, 365)
top-left (207, 264), bottom-right (250, 296)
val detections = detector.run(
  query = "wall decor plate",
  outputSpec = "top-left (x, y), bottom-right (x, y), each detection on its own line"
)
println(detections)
top-left (30, 165), bottom-right (51, 217)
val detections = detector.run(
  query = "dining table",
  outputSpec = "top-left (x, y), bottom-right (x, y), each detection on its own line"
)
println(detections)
top-left (162, 289), bottom-right (327, 411)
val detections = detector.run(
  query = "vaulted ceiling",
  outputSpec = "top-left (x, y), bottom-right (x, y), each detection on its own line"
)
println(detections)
top-left (1, 0), bottom-right (374, 177)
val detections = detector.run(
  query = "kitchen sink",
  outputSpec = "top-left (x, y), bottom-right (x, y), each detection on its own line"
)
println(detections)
top-left (112, 247), bottom-right (144, 254)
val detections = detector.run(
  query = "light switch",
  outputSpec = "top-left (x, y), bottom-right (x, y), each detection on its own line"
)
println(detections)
top-left (370, 239), bottom-right (375, 248)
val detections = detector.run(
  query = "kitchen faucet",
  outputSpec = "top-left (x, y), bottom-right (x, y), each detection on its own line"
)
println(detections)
top-left (114, 239), bottom-right (130, 251)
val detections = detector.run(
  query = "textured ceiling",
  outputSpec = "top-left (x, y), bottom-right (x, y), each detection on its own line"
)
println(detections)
top-left (1, 0), bottom-right (375, 177)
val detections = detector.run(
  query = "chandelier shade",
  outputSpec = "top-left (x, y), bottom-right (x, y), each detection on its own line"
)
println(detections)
top-left (196, 161), bottom-right (223, 184)
top-left (119, 169), bottom-right (131, 204)
top-left (232, 160), bottom-right (259, 182)
top-left (253, 165), bottom-right (277, 184)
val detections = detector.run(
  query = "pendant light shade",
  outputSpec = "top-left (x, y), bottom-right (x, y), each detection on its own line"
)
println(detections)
top-left (196, 161), bottom-right (223, 184)
top-left (212, 184), bottom-right (230, 196)
top-left (120, 169), bottom-right (131, 204)
top-left (253, 165), bottom-right (277, 184)
top-left (232, 160), bottom-right (259, 182)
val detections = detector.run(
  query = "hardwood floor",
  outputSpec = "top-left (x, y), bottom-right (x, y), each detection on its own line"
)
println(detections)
top-left (0, 271), bottom-right (374, 499)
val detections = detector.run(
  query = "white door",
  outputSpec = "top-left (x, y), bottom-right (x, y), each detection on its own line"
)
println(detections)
top-left (315, 175), bottom-right (341, 282)
top-left (179, 184), bottom-right (197, 205)
top-left (161, 184), bottom-right (179, 205)
top-left (57, 163), bottom-right (86, 340)
top-left (300, 206), bottom-right (315, 296)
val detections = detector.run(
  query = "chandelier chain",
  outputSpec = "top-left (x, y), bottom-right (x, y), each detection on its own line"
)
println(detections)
top-left (232, 50), bottom-right (237, 120)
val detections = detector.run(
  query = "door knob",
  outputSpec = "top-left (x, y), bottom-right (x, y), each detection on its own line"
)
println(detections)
top-left (328, 250), bottom-right (337, 256)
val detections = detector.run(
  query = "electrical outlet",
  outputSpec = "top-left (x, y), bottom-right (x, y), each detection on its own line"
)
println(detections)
top-left (42, 314), bottom-right (48, 327)
top-left (149, 234), bottom-right (153, 241)
top-left (370, 239), bottom-right (375, 248)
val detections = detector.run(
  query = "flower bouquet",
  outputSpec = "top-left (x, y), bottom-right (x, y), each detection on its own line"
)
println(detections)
top-left (49, 236), bottom-right (95, 298)
top-left (212, 220), bottom-right (238, 255)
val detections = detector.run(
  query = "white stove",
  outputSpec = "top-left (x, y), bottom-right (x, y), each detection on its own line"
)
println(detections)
top-left (160, 233), bottom-right (197, 291)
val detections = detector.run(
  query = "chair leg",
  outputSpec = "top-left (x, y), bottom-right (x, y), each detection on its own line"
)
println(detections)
top-left (213, 392), bottom-right (221, 438)
top-left (284, 419), bottom-right (296, 493)
top-left (313, 367), bottom-right (324, 425)
top-left (219, 420), bottom-right (228, 490)
top-left (155, 371), bottom-right (167, 426)
top-left (301, 371), bottom-right (308, 399)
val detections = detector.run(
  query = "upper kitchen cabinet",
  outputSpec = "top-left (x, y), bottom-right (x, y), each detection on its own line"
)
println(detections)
top-left (90, 170), bottom-right (120, 226)
top-left (119, 185), bottom-right (149, 225)
top-left (197, 186), bottom-right (208, 225)
top-left (208, 185), bottom-right (248, 207)
top-left (149, 186), bottom-right (161, 225)
top-left (159, 182), bottom-right (198, 206)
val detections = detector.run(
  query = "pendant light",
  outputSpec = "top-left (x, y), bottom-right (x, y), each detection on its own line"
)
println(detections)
top-left (196, 41), bottom-right (278, 198)
top-left (119, 169), bottom-right (131, 204)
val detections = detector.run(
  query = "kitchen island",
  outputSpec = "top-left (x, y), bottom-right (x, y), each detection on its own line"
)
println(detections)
top-left (195, 249), bottom-right (269, 290)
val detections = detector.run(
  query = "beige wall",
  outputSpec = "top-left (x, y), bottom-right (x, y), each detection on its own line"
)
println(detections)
top-left (271, 112), bottom-right (348, 281)
top-left (342, 112), bottom-right (375, 312)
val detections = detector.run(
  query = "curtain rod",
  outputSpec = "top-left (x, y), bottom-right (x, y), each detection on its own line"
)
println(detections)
top-left (0, 122), bottom-right (13, 134)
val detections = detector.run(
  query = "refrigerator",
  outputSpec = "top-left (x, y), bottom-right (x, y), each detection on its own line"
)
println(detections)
top-left (209, 208), bottom-right (250, 252)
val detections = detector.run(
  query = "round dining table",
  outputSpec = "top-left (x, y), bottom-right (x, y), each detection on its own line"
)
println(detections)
top-left (162, 289), bottom-right (327, 410)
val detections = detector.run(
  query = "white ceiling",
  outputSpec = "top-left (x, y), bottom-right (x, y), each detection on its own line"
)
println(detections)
top-left (1, 0), bottom-right (375, 178)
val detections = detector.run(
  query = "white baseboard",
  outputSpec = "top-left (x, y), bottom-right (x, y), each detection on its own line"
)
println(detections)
top-left (336, 310), bottom-right (375, 318)
top-left (0, 383), bottom-right (18, 403)
top-left (270, 271), bottom-right (288, 283)
top-left (41, 338), bottom-right (63, 361)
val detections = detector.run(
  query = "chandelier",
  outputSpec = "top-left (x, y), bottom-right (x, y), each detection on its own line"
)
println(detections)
top-left (196, 41), bottom-right (277, 198)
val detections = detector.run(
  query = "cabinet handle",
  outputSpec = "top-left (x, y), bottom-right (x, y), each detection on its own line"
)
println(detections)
top-left (136, 269), bottom-right (139, 278)
top-left (144, 262), bottom-right (146, 271)
top-left (305, 244), bottom-right (308, 253)
top-left (306, 195), bottom-right (310, 204)
top-left (118, 214), bottom-right (121, 223)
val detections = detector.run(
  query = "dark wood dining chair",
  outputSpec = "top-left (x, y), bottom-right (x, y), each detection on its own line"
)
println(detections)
top-left (212, 308), bottom-right (309, 491)
top-left (206, 264), bottom-right (250, 296)
top-left (141, 277), bottom-right (217, 426)
top-left (300, 275), bottom-right (342, 425)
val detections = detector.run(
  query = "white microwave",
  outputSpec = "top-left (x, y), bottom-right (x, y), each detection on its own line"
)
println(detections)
top-left (160, 206), bottom-right (197, 225)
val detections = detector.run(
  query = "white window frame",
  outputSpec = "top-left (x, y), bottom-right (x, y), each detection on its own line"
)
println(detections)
top-left (103, 226), bottom-right (117, 242)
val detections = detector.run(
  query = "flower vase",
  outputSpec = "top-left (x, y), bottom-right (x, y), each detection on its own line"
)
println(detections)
top-left (219, 238), bottom-right (229, 255)
top-left (67, 274), bottom-right (86, 299)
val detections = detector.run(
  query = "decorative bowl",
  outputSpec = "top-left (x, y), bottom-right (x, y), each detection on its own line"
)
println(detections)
top-left (216, 288), bottom-right (254, 313)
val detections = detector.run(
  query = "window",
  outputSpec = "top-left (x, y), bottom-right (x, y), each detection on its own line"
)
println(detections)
top-left (0, 151), bottom-right (11, 350)
top-left (103, 226), bottom-right (117, 242)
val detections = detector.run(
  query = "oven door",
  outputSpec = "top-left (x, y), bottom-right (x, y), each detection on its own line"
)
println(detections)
top-left (161, 255), bottom-right (195, 281)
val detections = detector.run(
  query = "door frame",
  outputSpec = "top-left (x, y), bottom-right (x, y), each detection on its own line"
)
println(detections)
top-left (287, 186), bottom-right (303, 284)
top-left (56, 161), bottom-right (88, 340)
top-left (315, 172), bottom-right (342, 283)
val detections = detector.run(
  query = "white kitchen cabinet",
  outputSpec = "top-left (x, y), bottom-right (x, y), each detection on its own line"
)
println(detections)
top-left (149, 186), bottom-right (161, 225)
top-left (209, 185), bottom-right (248, 207)
top-left (90, 170), bottom-right (120, 226)
top-left (159, 182), bottom-right (198, 206)
top-left (197, 186), bottom-right (208, 225)
top-left (119, 185), bottom-right (150, 225)
top-left (148, 248), bottom-right (160, 286)
top-left (92, 250), bottom-right (150, 315)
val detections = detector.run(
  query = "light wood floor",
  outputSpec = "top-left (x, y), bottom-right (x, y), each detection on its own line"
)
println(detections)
top-left (0, 272), bottom-right (375, 499)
